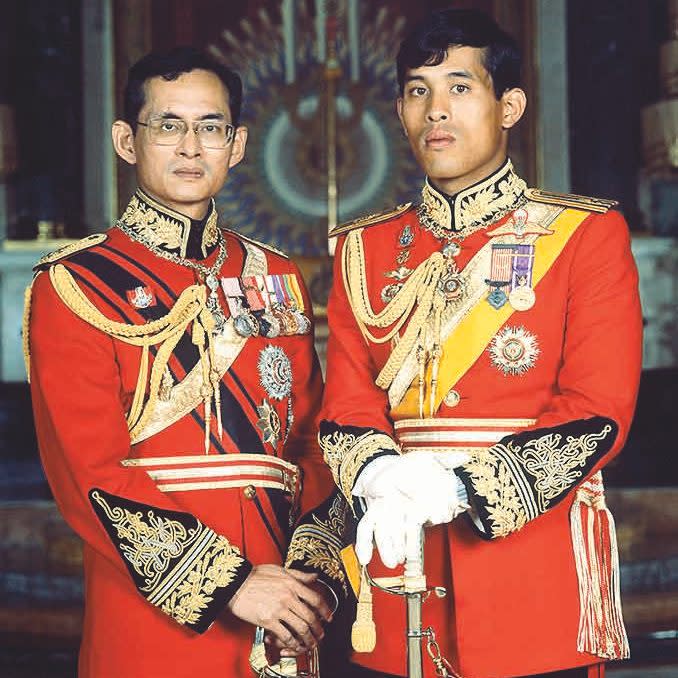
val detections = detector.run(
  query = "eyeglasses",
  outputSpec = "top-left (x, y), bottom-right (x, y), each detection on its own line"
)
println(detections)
top-left (136, 118), bottom-right (236, 149)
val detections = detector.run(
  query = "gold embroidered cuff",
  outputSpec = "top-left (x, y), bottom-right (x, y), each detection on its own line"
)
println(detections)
top-left (457, 417), bottom-right (617, 539)
top-left (285, 491), bottom-right (354, 600)
top-left (90, 488), bottom-right (252, 633)
top-left (318, 421), bottom-right (400, 503)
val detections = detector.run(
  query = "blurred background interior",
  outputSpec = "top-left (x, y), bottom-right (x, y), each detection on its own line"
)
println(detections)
top-left (0, 0), bottom-right (676, 676)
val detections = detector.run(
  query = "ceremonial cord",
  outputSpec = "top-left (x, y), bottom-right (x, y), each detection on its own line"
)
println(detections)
top-left (48, 264), bottom-right (220, 452)
top-left (341, 229), bottom-right (447, 409)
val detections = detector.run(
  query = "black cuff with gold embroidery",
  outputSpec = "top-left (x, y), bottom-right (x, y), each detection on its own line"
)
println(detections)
top-left (89, 488), bottom-right (252, 633)
top-left (318, 420), bottom-right (400, 516)
top-left (456, 417), bottom-right (618, 540)
top-left (285, 489), bottom-right (357, 605)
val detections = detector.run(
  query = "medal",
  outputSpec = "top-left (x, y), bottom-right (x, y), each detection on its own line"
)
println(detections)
top-left (205, 273), bottom-right (227, 332)
top-left (438, 269), bottom-right (466, 302)
top-left (381, 282), bottom-right (402, 303)
top-left (509, 245), bottom-right (536, 311)
top-left (398, 224), bottom-right (414, 248)
top-left (508, 285), bottom-right (536, 311)
top-left (487, 285), bottom-right (509, 310)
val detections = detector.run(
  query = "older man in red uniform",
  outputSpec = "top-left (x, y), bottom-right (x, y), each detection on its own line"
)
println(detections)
top-left (25, 48), bottom-right (332, 677)
top-left (297, 9), bottom-right (642, 678)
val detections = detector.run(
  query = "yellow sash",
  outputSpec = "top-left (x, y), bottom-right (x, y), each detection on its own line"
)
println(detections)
top-left (393, 207), bottom-right (590, 417)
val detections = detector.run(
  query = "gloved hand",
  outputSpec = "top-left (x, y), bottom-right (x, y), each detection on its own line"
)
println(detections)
top-left (355, 492), bottom-right (418, 567)
top-left (353, 452), bottom-right (470, 567)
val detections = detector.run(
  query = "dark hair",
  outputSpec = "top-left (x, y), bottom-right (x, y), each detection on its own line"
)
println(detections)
top-left (396, 9), bottom-right (521, 99)
top-left (124, 46), bottom-right (243, 130)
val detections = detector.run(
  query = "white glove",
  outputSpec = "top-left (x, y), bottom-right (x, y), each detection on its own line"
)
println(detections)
top-left (355, 492), bottom-right (419, 567)
top-left (353, 453), bottom-right (470, 567)
top-left (353, 451), bottom-right (470, 504)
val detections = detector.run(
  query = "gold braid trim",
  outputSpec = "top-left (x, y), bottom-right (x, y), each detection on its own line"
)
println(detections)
top-left (91, 490), bottom-right (245, 627)
top-left (319, 428), bottom-right (400, 501)
top-left (49, 264), bottom-right (217, 447)
top-left (463, 424), bottom-right (613, 538)
top-left (22, 276), bottom-right (37, 383)
top-left (342, 229), bottom-right (447, 391)
top-left (285, 494), bottom-right (348, 595)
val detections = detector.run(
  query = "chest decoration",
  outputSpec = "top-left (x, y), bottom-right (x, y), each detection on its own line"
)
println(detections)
top-left (256, 400), bottom-right (282, 449)
top-left (488, 325), bottom-right (540, 376)
top-left (126, 285), bottom-right (157, 309)
top-left (258, 345), bottom-right (293, 400)
top-left (484, 206), bottom-right (555, 312)
top-left (221, 273), bottom-right (310, 338)
top-left (381, 223), bottom-right (416, 303)
top-left (486, 243), bottom-right (536, 311)
top-left (257, 345), bottom-right (294, 448)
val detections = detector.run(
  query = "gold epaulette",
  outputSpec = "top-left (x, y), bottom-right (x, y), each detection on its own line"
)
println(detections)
top-left (223, 228), bottom-right (289, 259)
top-left (34, 233), bottom-right (108, 270)
top-left (524, 188), bottom-right (617, 214)
top-left (329, 203), bottom-right (414, 238)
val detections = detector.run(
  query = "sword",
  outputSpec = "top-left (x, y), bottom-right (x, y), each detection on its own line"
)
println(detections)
top-left (404, 525), bottom-right (427, 678)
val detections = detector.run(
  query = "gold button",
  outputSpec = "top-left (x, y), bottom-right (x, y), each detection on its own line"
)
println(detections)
top-left (444, 390), bottom-right (460, 407)
top-left (243, 485), bottom-right (257, 500)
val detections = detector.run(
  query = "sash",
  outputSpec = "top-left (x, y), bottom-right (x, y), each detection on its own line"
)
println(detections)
top-left (391, 205), bottom-right (590, 417)
top-left (132, 240), bottom-right (267, 443)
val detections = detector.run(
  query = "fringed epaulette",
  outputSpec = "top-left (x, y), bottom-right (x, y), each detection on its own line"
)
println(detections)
top-left (524, 188), bottom-right (617, 214)
top-left (33, 233), bottom-right (108, 271)
top-left (329, 203), bottom-right (414, 238)
top-left (223, 228), bottom-right (288, 259)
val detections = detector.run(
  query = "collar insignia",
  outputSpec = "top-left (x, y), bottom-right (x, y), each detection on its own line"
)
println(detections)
top-left (417, 159), bottom-right (527, 240)
top-left (119, 189), bottom-right (218, 258)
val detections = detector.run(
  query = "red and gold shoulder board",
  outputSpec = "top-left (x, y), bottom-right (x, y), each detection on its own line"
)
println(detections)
top-left (33, 233), bottom-right (108, 270)
top-left (524, 188), bottom-right (617, 214)
top-left (329, 202), bottom-right (414, 239)
top-left (223, 228), bottom-right (289, 259)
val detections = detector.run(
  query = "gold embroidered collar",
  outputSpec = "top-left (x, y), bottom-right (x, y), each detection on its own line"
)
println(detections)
top-left (417, 159), bottom-right (527, 240)
top-left (119, 189), bottom-right (219, 259)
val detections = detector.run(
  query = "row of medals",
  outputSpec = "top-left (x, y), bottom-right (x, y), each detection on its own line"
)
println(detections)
top-left (381, 224), bottom-right (536, 312)
top-left (204, 272), bottom-right (311, 338)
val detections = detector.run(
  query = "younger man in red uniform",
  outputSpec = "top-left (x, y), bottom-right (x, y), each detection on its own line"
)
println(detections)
top-left (25, 48), bottom-right (332, 677)
top-left (287, 9), bottom-right (642, 678)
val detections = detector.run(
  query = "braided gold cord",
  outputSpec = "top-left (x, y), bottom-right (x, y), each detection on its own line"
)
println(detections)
top-left (341, 228), bottom-right (457, 396)
top-left (49, 264), bottom-right (205, 344)
top-left (342, 230), bottom-right (444, 342)
top-left (128, 323), bottom-right (186, 438)
top-left (22, 277), bottom-right (36, 383)
top-left (49, 264), bottom-right (219, 445)
top-left (341, 230), bottom-right (449, 392)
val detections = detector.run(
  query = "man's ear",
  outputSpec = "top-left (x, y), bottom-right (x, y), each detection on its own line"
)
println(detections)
top-left (501, 88), bottom-right (527, 130)
top-left (227, 126), bottom-right (249, 169)
top-left (396, 98), bottom-right (407, 136)
top-left (112, 120), bottom-right (137, 165)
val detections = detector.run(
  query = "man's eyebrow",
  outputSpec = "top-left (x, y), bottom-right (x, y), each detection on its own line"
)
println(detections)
top-left (446, 70), bottom-right (474, 79)
top-left (154, 112), bottom-right (226, 120)
top-left (404, 69), bottom-right (475, 83)
top-left (198, 113), bottom-right (226, 120)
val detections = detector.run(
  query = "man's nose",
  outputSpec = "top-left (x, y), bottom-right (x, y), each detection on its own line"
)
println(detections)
top-left (426, 91), bottom-right (450, 123)
top-left (176, 128), bottom-right (202, 157)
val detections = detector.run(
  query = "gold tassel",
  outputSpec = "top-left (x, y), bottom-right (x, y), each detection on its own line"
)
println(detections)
top-left (571, 471), bottom-right (629, 660)
top-left (351, 567), bottom-right (376, 653)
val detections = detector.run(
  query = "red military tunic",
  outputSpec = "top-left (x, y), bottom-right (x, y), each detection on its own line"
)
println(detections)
top-left (26, 190), bottom-right (332, 677)
top-left (319, 160), bottom-right (642, 677)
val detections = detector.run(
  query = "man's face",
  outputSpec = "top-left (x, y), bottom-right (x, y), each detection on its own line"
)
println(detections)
top-left (116, 69), bottom-right (247, 219)
top-left (397, 46), bottom-right (520, 195)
